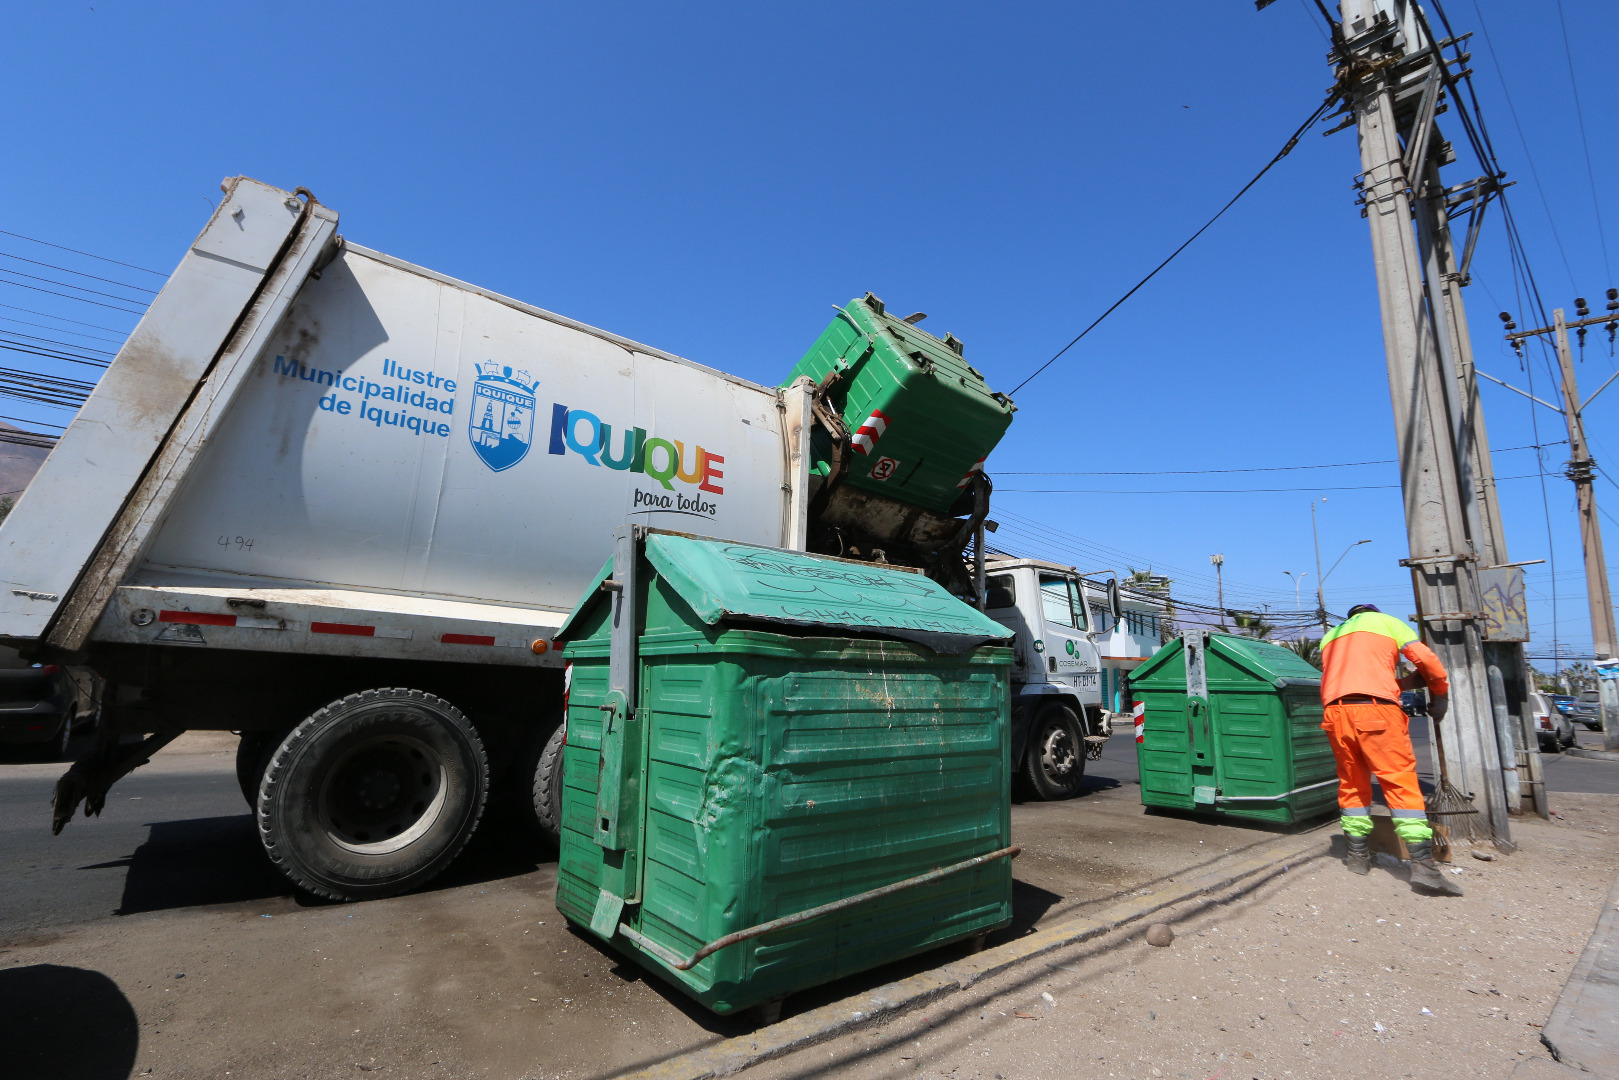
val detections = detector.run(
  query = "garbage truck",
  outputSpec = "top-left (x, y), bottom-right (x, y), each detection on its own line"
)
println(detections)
top-left (0, 177), bottom-right (1037, 901)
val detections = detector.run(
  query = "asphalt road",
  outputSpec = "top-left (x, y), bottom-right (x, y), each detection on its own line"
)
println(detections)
top-left (0, 723), bottom-right (1613, 1079)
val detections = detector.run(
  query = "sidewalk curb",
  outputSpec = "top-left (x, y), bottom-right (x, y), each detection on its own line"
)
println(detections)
top-left (619, 830), bottom-right (1332, 1080)
top-left (1539, 866), bottom-right (1619, 1075)
top-left (1564, 746), bottom-right (1619, 762)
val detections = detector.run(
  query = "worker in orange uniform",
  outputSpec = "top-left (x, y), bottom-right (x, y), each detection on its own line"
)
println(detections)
top-left (1319, 603), bottom-right (1461, 895)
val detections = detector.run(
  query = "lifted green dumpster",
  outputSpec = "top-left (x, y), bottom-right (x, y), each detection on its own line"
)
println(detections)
top-left (554, 527), bottom-right (1017, 1015)
top-left (1129, 631), bottom-right (1337, 825)
top-left (782, 292), bottom-right (1015, 515)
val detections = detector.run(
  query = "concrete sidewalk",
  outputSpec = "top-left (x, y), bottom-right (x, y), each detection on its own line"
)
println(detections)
top-left (1534, 866), bottom-right (1619, 1076)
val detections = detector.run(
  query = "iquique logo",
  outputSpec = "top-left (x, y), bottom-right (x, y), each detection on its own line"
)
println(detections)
top-left (548, 403), bottom-right (724, 495)
top-left (469, 363), bottom-right (538, 472)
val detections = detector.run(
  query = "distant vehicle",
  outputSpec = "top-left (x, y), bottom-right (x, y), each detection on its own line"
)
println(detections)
top-left (1400, 689), bottom-right (1426, 716)
top-left (1550, 694), bottom-right (1575, 716)
top-left (1571, 691), bottom-right (1605, 731)
top-left (1529, 690), bottom-right (1576, 753)
top-left (0, 646), bottom-right (99, 758)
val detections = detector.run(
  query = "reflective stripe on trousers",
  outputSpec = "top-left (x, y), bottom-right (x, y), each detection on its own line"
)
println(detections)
top-left (1322, 702), bottom-right (1432, 843)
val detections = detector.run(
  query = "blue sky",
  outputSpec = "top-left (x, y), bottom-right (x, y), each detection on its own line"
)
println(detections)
top-left (3, 1), bottom-right (1616, 666)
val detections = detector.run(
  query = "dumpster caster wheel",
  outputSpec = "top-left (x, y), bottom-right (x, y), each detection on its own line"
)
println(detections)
top-left (756, 998), bottom-right (784, 1026)
top-left (966, 932), bottom-right (988, 954)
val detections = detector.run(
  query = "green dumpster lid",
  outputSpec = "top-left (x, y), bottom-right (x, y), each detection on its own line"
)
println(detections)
top-left (557, 532), bottom-right (1012, 653)
top-left (1129, 632), bottom-right (1321, 688)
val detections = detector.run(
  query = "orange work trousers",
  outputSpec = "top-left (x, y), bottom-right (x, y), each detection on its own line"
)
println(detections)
top-left (1320, 702), bottom-right (1426, 816)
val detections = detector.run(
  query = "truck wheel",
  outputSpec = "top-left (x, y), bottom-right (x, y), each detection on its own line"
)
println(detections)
top-left (531, 723), bottom-right (565, 844)
top-left (1021, 704), bottom-right (1086, 801)
top-left (257, 689), bottom-right (488, 902)
top-left (235, 732), bottom-right (277, 809)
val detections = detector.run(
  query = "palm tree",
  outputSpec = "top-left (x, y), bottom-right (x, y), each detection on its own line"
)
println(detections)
top-left (1280, 636), bottom-right (1322, 669)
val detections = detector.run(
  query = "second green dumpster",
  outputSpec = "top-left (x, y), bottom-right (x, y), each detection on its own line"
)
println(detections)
top-left (554, 527), bottom-right (1017, 1015)
top-left (1129, 630), bottom-right (1337, 825)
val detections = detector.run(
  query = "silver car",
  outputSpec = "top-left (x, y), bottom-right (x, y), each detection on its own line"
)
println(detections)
top-left (1570, 690), bottom-right (1605, 731)
top-left (1531, 690), bottom-right (1576, 752)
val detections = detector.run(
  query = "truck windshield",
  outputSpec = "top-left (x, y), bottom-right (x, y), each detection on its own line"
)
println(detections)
top-left (1038, 575), bottom-right (1085, 630)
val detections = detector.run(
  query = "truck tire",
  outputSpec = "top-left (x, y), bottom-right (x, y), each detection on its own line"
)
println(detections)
top-left (235, 731), bottom-right (277, 809)
top-left (530, 722), bottom-right (565, 844)
top-left (1021, 703), bottom-right (1086, 801)
top-left (257, 689), bottom-right (488, 902)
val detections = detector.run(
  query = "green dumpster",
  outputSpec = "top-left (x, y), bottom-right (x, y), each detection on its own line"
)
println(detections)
top-left (782, 292), bottom-right (1015, 515)
top-left (1128, 631), bottom-right (1337, 825)
top-left (554, 527), bottom-right (1017, 1015)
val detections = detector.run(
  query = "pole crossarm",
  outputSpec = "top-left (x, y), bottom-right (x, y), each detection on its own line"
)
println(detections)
top-left (1506, 311), bottom-right (1619, 341)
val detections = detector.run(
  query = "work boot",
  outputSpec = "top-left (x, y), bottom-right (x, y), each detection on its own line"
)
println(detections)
top-left (1344, 835), bottom-right (1371, 876)
top-left (1406, 840), bottom-right (1463, 895)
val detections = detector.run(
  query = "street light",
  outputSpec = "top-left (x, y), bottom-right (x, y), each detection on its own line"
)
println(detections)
top-left (1317, 539), bottom-right (1372, 627)
top-left (1211, 553), bottom-right (1226, 628)
top-left (1283, 570), bottom-right (1310, 613)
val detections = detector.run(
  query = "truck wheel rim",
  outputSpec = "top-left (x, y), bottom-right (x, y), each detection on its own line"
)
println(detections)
top-left (1040, 724), bottom-right (1076, 779)
top-left (317, 734), bottom-right (449, 855)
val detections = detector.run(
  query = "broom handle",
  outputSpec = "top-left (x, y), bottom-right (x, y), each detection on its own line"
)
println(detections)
top-left (1431, 708), bottom-right (1452, 786)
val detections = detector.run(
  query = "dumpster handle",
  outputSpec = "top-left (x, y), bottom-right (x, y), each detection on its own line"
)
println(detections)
top-left (1214, 778), bottom-right (1338, 803)
top-left (613, 845), bottom-right (1021, 972)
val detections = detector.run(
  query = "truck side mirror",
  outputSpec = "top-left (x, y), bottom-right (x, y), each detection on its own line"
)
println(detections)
top-left (1107, 579), bottom-right (1122, 627)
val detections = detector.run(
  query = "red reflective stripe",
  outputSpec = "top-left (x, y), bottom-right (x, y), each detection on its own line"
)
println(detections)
top-left (441, 633), bottom-right (496, 646)
top-left (159, 610), bottom-right (236, 626)
top-left (311, 622), bottom-right (374, 636)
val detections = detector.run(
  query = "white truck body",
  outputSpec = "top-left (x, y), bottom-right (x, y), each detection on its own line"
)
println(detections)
top-left (1, 179), bottom-right (813, 666)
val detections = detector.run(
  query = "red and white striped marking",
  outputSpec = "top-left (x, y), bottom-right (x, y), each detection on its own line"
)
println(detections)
top-left (849, 409), bottom-right (890, 455)
top-left (1132, 701), bottom-right (1146, 744)
top-left (160, 609), bottom-right (283, 630)
top-left (956, 455), bottom-right (987, 488)
top-left (155, 609), bottom-right (547, 649)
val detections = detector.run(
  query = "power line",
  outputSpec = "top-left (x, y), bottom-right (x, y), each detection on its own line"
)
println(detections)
top-left (1008, 93), bottom-right (1336, 396)
top-left (997, 473), bottom-right (1545, 496)
top-left (0, 303), bottom-right (132, 335)
top-left (1462, 0), bottom-right (1579, 292)
top-left (0, 265), bottom-right (156, 305)
top-left (994, 441), bottom-right (1564, 477)
top-left (1553, 0), bottom-right (1612, 283)
top-left (0, 315), bottom-right (124, 346)
top-left (0, 340), bottom-right (111, 370)
top-left (0, 252), bottom-right (157, 296)
top-left (0, 229), bottom-right (164, 276)
top-left (0, 278), bottom-right (145, 315)
top-left (0, 330), bottom-right (115, 356)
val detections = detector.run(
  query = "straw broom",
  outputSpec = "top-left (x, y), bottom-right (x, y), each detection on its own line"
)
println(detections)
top-left (1426, 710), bottom-right (1482, 842)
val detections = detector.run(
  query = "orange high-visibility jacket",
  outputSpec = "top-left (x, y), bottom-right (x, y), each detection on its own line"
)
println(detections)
top-left (1319, 610), bottom-right (1449, 704)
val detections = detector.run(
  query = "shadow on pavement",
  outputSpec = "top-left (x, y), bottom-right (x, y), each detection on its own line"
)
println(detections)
top-left (0, 964), bottom-right (138, 1080)
top-left (93, 798), bottom-right (559, 916)
top-left (98, 815), bottom-right (290, 915)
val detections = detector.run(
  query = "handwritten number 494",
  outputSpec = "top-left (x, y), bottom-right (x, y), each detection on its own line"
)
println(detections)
top-left (217, 536), bottom-right (255, 551)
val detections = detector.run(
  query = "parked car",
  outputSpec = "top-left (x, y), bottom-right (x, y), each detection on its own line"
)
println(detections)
top-left (1400, 689), bottom-right (1427, 716)
top-left (1529, 690), bottom-right (1577, 752)
top-left (1550, 694), bottom-right (1576, 716)
top-left (0, 646), bottom-right (100, 758)
top-left (1570, 690), bottom-right (1605, 731)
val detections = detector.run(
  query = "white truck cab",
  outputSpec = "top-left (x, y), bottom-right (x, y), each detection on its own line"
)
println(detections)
top-left (983, 557), bottom-right (1118, 800)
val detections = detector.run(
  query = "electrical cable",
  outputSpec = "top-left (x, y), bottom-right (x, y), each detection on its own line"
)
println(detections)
top-left (0, 252), bottom-right (157, 295)
top-left (0, 265), bottom-right (157, 305)
top-left (0, 303), bottom-right (132, 335)
top-left (0, 331), bottom-right (114, 356)
top-left (0, 316), bottom-right (123, 346)
top-left (0, 229), bottom-right (164, 276)
top-left (1552, 0), bottom-right (1612, 283)
top-left (1458, 0), bottom-right (1578, 292)
top-left (0, 341), bottom-right (111, 370)
top-left (995, 441), bottom-right (1563, 476)
top-left (0, 278), bottom-right (145, 315)
top-left (1008, 93), bottom-right (1337, 396)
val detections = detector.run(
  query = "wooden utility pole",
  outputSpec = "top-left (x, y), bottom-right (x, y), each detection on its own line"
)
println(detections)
top-left (1502, 307), bottom-right (1619, 753)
